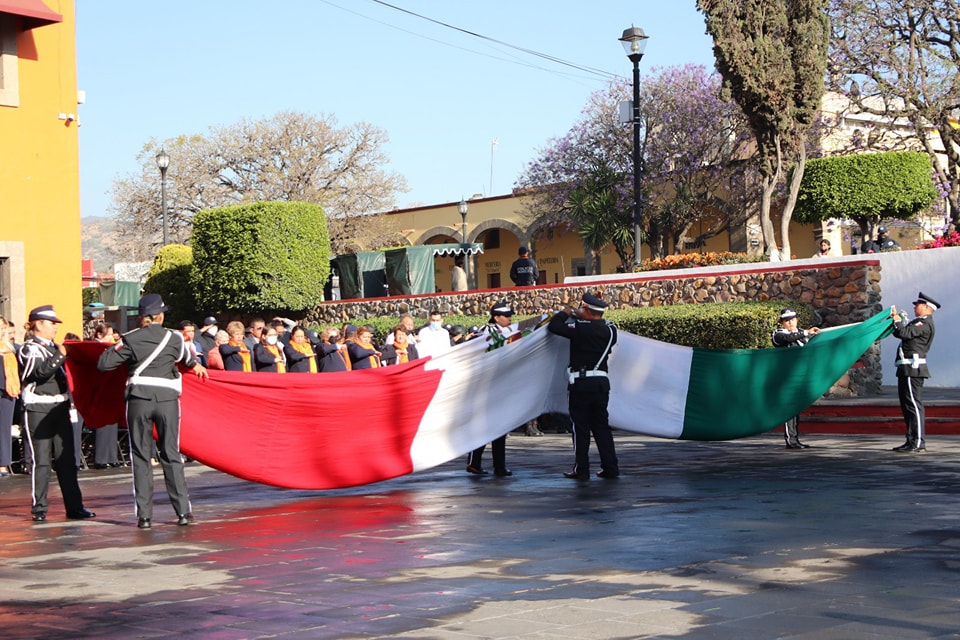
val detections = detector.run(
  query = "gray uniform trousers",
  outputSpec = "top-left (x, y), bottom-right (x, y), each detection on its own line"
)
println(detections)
top-left (127, 397), bottom-right (190, 519)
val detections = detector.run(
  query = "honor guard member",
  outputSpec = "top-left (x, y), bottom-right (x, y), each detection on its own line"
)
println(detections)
top-left (465, 302), bottom-right (518, 477)
top-left (889, 292), bottom-right (939, 452)
top-left (772, 309), bottom-right (821, 449)
top-left (548, 292), bottom-right (619, 479)
top-left (509, 246), bottom-right (539, 286)
top-left (97, 294), bottom-right (208, 528)
top-left (19, 305), bottom-right (95, 522)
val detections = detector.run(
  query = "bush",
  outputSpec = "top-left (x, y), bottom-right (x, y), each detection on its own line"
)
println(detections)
top-left (143, 244), bottom-right (195, 326)
top-left (191, 201), bottom-right (331, 314)
top-left (919, 230), bottom-right (960, 249)
top-left (81, 287), bottom-right (100, 306)
top-left (637, 251), bottom-right (764, 272)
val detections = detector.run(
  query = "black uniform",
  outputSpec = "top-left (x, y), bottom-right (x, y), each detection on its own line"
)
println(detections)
top-left (18, 339), bottom-right (88, 518)
top-left (892, 313), bottom-right (935, 450)
top-left (97, 323), bottom-right (195, 520)
top-left (772, 326), bottom-right (813, 447)
top-left (878, 233), bottom-right (901, 252)
top-left (547, 310), bottom-right (618, 478)
top-left (509, 256), bottom-right (539, 286)
top-left (465, 322), bottom-right (516, 475)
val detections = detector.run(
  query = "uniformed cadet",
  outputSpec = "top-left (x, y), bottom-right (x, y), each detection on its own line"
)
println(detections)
top-left (772, 308), bottom-right (821, 449)
top-left (465, 302), bottom-right (517, 477)
top-left (18, 305), bottom-right (95, 522)
top-left (97, 294), bottom-right (208, 528)
top-left (547, 292), bottom-right (619, 479)
top-left (889, 292), bottom-right (939, 453)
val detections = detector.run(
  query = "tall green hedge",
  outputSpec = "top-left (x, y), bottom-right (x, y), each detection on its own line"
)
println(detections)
top-left (793, 151), bottom-right (937, 223)
top-left (143, 244), bottom-right (195, 326)
top-left (191, 201), bottom-right (331, 314)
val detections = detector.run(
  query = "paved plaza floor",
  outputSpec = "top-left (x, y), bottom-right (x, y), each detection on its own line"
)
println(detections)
top-left (1, 431), bottom-right (959, 639)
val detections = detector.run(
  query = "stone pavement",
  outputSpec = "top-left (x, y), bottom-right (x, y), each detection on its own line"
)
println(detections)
top-left (1, 432), bottom-right (959, 640)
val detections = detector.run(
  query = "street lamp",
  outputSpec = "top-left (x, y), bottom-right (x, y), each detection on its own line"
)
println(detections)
top-left (155, 148), bottom-right (170, 246)
top-left (457, 198), bottom-right (470, 289)
top-left (620, 25), bottom-right (649, 269)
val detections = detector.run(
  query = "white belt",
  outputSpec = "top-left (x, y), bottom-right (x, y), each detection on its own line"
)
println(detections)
top-left (895, 355), bottom-right (926, 368)
top-left (22, 390), bottom-right (69, 405)
top-left (127, 375), bottom-right (183, 393)
top-left (568, 369), bottom-right (608, 384)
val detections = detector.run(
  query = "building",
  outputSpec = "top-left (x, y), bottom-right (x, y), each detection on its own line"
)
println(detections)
top-left (0, 0), bottom-right (81, 336)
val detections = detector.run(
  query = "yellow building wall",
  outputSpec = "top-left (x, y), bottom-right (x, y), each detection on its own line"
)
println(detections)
top-left (0, 2), bottom-right (82, 338)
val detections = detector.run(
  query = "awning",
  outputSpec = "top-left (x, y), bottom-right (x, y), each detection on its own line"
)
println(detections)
top-left (0, 0), bottom-right (62, 29)
top-left (427, 242), bottom-right (484, 256)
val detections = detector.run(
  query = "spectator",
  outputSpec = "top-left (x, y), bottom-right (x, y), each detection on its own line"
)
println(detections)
top-left (317, 327), bottom-right (349, 372)
top-left (417, 310), bottom-right (451, 359)
top-left (381, 325), bottom-right (419, 365)
top-left (813, 239), bottom-right (831, 258)
top-left (253, 325), bottom-right (286, 373)
top-left (196, 316), bottom-right (218, 356)
top-left (451, 256), bottom-right (467, 291)
top-left (178, 320), bottom-right (202, 364)
top-left (243, 317), bottom-right (266, 352)
top-left (284, 326), bottom-right (317, 373)
top-left (347, 325), bottom-right (381, 369)
top-left (385, 315), bottom-right (418, 346)
top-left (220, 321), bottom-right (252, 372)
top-left (0, 315), bottom-right (18, 478)
top-left (509, 246), bottom-right (539, 286)
top-left (205, 330), bottom-right (228, 370)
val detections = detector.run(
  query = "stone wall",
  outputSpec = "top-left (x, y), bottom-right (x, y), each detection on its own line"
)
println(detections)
top-left (304, 260), bottom-right (884, 396)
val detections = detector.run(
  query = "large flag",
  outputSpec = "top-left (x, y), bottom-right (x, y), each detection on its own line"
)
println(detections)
top-left (65, 310), bottom-right (893, 490)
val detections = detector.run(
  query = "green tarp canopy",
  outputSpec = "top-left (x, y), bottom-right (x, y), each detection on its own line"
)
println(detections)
top-left (334, 243), bottom-right (483, 299)
top-left (98, 281), bottom-right (141, 307)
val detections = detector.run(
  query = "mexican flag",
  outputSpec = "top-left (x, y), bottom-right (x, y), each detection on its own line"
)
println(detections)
top-left (65, 310), bottom-right (892, 490)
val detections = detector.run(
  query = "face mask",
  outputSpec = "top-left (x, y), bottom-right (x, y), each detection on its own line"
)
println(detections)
top-left (430, 321), bottom-right (441, 330)
top-left (266, 336), bottom-right (278, 346)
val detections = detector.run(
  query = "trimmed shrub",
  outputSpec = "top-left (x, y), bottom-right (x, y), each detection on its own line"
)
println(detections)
top-left (191, 201), bottom-right (331, 314)
top-left (143, 244), bottom-right (195, 326)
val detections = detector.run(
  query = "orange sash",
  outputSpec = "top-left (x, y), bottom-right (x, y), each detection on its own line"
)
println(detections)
top-left (264, 344), bottom-right (286, 373)
top-left (230, 339), bottom-right (252, 372)
top-left (2, 349), bottom-right (20, 397)
top-left (392, 340), bottom-right (409, 364)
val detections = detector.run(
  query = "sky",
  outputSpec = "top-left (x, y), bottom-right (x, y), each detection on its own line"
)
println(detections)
top-left (75, 1), bottom-right (718, 219)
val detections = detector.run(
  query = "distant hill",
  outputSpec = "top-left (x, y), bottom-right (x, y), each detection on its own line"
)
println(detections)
top-left (81, 216), bottom-right (119, 272)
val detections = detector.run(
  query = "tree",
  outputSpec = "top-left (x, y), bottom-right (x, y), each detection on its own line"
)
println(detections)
top-left (828, 0), bottom-right (960, 225)
top-left (794, 151), bottom-right (938, 239)
top-left (190, 201), bottom-right (331, 314)
top-left (109, 111), bottom-right (407, 261)
top-left (698, 0), bottom-right (830, 260)
top-left (515, 65), bottom-right (755, 263)
top-left (142, 244), bottom-right (195, 326)
top-left (563, 162), bottom-right (634, 272)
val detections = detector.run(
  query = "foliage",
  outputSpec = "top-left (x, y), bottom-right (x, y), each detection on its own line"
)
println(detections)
top-left (698, 0), bottom-right (831, 260)
top-left (81, 287), bottom-right (100, 306)
top-left (190, 201), bottom-right (331, 314)
top-left (919, 230), bottom-right (960, 249)
top-left (563, 162), bottom-right (635, 269)
top-left (515, 65), bottom-right (756, 262)
top-left (143, 244), bottom-right (195, 326)
top-left (606, 300), bottom-right (813, 349)
top-left (828, 0), bottom-right (960, 225)
top-left (638, 251), bottom-right (766, 272)
top-left (109, 111), bottom-right (407, 260)
top-left (793, 152), bottom-right (938, 230)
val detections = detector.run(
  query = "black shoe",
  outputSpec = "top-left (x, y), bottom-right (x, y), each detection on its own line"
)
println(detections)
top-left (596, 470), bottom-right (619, 479)
top-left (892, 442), bottom-right (913, 452)
top-left (465, 465), bottom-right (488, 475)
top-left (908, 446), bottom-right (926, 453)
top-left (797, 442), bottom-right (811, 449)
top-left (563, 471), bottom-right (589, 480)
top-left (177, 514), bottom-right (192, 526)
top-left (785, 443), bottom-right (804, 450)
top-left (137, 518), bottom-right (151, 529)
top-left (66, 508), bottom-right (96, 520)
top-left (494, 467), bottom-right (512, 477)
top-left (93, 463), bottom-right (109, 470)
top-left (32, 512), bottom-right (46, 522)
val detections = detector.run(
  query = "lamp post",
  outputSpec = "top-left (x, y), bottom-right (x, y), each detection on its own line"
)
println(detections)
top-left (619, 26), bottom-right (649, 269)
top-left (457, 198), bottom-right (470, 289)
top-left (155, 148), bottom-right (170, 246)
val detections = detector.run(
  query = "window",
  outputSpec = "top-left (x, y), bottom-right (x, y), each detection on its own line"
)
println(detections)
top-left (0, 14), bottom-right (19, 107)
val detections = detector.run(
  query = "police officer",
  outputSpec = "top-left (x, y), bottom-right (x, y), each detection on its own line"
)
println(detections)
top-left (548, 293), bottom-right (619, 479)
top-left (18, 305), bottom-right (95, 522)
top-left (509, 246), bottom-right (539, 286)
top-left (889, 292), bottom-right (939, 453)
top-left (97, 294), bottom-right (208, 528)
top-left (465, 302), bottom-right (517, 477)
top-left (772, 308), bottom-right (821, 449)
top-left (877, 226), bottom-right (901, 251)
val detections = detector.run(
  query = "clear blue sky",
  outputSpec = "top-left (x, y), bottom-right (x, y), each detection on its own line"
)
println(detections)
top-left (76, 1), bottom-right (717, 218)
